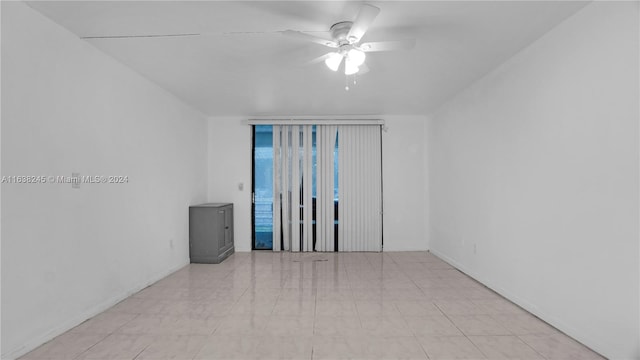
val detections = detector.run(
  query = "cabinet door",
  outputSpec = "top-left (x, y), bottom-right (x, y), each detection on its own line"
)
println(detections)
top-left (215, 209), bottom-right (225, 250)
top-left (190, 208), bottom-right (217, 257)
top-left (224, 207), bottom-right (233, 247)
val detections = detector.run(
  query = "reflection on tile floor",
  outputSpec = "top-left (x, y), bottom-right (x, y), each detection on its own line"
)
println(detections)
top-left (19, 251), bottom-right (605, 360)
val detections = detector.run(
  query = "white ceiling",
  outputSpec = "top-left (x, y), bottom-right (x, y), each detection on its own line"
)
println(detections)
top-left (27, 1), bottom-right (587, 117)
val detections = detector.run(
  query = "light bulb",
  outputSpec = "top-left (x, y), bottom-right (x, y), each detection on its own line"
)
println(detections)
top-left (345, 57), bottom-right (359, 75)
top-left (324, 53), bottom-right (342, 72)
top-left (347, 49), bottom-right (366, 66)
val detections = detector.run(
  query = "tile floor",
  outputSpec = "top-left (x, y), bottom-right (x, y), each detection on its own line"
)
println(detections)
top-left (20, 251), bottom-right (605, 360)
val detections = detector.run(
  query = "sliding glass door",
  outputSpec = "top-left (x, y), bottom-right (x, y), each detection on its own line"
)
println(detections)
top-left (252, 124), bottom-right (377, 252)
top-left (252, 125), bottom-right (274, 249)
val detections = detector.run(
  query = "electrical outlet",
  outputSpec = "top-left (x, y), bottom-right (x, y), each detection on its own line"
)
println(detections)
top-left (169, 239), bottom-right (174, 249)
top-left (473, 244), bottom-right (477, 254)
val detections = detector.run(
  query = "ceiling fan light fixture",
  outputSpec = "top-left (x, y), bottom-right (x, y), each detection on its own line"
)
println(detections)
top-left (282, 4), bottom-right (414, 88)
top-left (325, 52), bottom-right (343, 72)
top-left (344, 57), bottom-right (360, 75)
top-left (347, 48), bottom-right (366, 66)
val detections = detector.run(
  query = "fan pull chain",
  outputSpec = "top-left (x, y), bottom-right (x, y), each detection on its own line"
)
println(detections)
top-left (345, 74), bottom-right (359, 91)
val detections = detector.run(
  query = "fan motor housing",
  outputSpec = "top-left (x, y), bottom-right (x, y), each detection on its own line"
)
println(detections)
top-left (330, 21), bottom-right (354, 44)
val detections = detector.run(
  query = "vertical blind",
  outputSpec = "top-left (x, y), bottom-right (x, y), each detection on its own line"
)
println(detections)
top-left (338, 125), bottom-right (382, 251)
top-left (316, 125), bottom-right (338, 252)
top-left (272, 124), bottom-right (381, 252)
top-left (272, 125), bottom-right (316, 251)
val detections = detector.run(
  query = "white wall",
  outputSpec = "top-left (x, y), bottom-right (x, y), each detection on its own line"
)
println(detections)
top-left (207, 115), bottom-right (428, 252)
top-left (427, 2), bottom-right (639, 359)
top-left (1, 3), bottom-right (208, 359)
top-left (207, 117), bottom-right (253, 251)
top-left (382, 116), bottom-right (429, 251)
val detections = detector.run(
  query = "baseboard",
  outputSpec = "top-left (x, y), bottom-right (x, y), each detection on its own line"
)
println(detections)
top-left (427, 248), bottom-right (612, 359)
top-left (383, 246), bottom-right (429, 252)
top-left (2, 258), bottom-right (190, 360)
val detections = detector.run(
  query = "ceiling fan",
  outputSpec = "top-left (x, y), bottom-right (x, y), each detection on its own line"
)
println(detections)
top-left (77, 3), bottom-right (414, 89)
top-left (283, 4), bottom-right (416, 77)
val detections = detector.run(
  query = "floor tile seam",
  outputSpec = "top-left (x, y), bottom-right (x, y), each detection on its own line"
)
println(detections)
top-left (113, 313), bottom-right (143, 335)
top-left (468, 334), bottom-right (551, 360)
top-left (432, 301), bottom-right (492, 359)
top-left (209, 286), bottom-right (250, 336)
top-left (514, 333), bottom-right (556, 360)
top-left (423, 254), bottom-right (554, 360)
top-left (131, 342), bottom-right (152, 360)
top-left (70, 332), bottom-right (115, 360)
top-left (413, 333), bottom-right (433, 359)
top-left (397, 259), bottom-right (444, 319)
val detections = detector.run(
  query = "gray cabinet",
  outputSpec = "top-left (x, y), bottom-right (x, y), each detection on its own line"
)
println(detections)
top-left (189, 203), bottom-right (234, 264)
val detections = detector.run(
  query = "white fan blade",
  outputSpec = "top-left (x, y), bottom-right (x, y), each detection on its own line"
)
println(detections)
top-left (306, 52), bottom-right (335, 65)
top-left (81, 30), bottom-right (287, 40)
top-left (282, 30), bottom-right (338, 48)
top-left (347, 4), bottom-right (381, 43)
top-left (81, 33), bottom-right (201, 39)
top-left (360, 39), bottom-right (416, 52)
